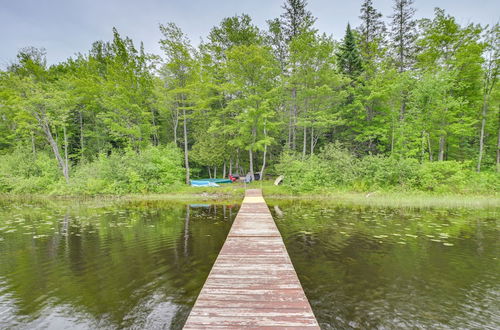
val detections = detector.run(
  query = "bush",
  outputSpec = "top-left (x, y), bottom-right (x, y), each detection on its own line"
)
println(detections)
top-left (274, 145), bottom-right (499, 194)
top-left (60, 144), bottom-right (184, 194)
top-left (317, 143), bottom-right (357, 186)
top-left (0, 145), bottom-right (184, 195)
top-left (0, 147), bottom-right (60, 193)
top-left (275, 143), bottom-right (356, 192)
top-left (356, 155), bottom-right (420, 190)
top-left (418, 161), bottom-right (471, 192)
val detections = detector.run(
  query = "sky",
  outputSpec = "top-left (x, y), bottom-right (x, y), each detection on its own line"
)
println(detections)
top-left (1, 0), bottom-right (499, 67)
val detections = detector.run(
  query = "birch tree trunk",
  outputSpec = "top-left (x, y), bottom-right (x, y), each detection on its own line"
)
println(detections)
top-left (249, 149), bottom-right (255, 181)
top-left (302, 126), bottom-right (307, 159)
top-left (260, 124), bottom-right (268, 181)
top-left (79, 109), bottom-right (84, 156)
top-left (182, 105), bottom-right (190, 184)
top-left (63, 126), bottom-right (69, 178)
top-left (438, 135), bottom-right (445, 161)
top-left (34, 110), bottom-right (70, 183)
top-left (477, 95), bottom-right (488, 172)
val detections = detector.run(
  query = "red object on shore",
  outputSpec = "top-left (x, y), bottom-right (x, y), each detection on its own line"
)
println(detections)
top-left (229, 174), bottom-right (237, 182)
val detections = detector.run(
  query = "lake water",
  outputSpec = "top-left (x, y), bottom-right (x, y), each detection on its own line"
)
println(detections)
top-left (270, 200), bottom-right (499, 329)
top-left (0, 200), bottom-right (238, 329)
top-left (0, 199), bottom-right (498, 329)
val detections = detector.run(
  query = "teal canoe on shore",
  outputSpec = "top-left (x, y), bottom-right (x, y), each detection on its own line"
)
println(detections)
top-left (190, 179), bottom-right (233, 186)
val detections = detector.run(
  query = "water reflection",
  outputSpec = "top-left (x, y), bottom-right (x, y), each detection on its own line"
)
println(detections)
top-left (0, 201), bottom-right (239, 329)
top-left (270, 201), bottom-right (499, 329)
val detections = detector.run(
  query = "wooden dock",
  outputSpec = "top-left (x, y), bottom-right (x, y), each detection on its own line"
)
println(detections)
top-left (183, 189), bottom-right (319, 329)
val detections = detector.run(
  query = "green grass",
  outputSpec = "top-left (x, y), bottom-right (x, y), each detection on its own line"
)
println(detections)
top-left (1, 180), bottom-right (499, 209)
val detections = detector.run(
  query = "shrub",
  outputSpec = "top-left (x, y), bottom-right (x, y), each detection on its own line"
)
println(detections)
top-left (317, 143), bottom-right (357, 186)
top-left (275, 143), bottom-right (356, 192)
top-left (356, 155), bottom-right (420, 190)
top-left (0, 147), bottom-right (60, 193)
top-left (62, 144), bottom-right (184, 194)
top-left (418, 161), bottom-right (471, 192)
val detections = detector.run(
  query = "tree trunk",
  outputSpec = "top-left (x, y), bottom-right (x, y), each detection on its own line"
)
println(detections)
top-left (260, 125), bottom-right (268, 181)
top-left (310, 127), bottom-right (314, 156)
top-left (208, 166), bottom-right (211, 179)
top-left (79, 109), bottom-right (84, 157)
top-left (399, 94), bottom-right (407, 121)
top-left (229, 158), bottom-right (233, 176)
top-left (214, 166), bottom-right (217, 178)
top-left (235, 149), bottom-right (240, 175)
top-left (35, 111), bottom-right (69, 183)
top-left (172, 102), bottom-right (179, 146)
top-left (182, 105), bottom-right (190, 184)
top-left (291, 87), bottom-right (297, 150)
top-left (302, 126), bottom-right (307, 159)
top-left (151, 108), bottom-right (159, 146)
top-left (249, 149), bottom-right (255, 181)
top-left (477, 95), bottom-right (488, 172)
top-left (31, 132), bottom-right (36, 157)
top-left (223, 162), bottom-right (226, 178)
top-left (427, 132), bottom-right (433, 161)
top-left (438, 135), bottom-right (445, 161)
top-left (63, 126), bottom-right (69, 178)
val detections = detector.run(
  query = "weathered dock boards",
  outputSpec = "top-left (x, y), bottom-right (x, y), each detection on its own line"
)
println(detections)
top-left (183, 189), bottom-right (319, 329)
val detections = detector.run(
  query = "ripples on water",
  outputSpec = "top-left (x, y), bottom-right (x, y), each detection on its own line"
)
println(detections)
top-left (1, 199), bottom-right (498, 329)
top-left (270, 202), bottom-right (500, 329)
top-left (0, 201), bottom-right (239, 329)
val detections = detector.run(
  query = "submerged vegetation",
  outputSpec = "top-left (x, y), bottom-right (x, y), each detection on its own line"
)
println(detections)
top-left (0, 0), bottom-right (499, 196)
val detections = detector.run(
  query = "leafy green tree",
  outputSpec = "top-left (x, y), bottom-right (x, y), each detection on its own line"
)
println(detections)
top-left (417, 8), bottom-right (485, 161)
top-left (159, 23), bottom-right (197, 183)
top-left (225, 45), bottom-right (279, 180)
top-left (477, 24), bottom-right (499, 171)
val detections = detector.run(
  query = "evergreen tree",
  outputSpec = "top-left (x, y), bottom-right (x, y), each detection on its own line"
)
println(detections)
top-left (389, 0), bottom-right (417, 72)
top-left (358, 0), bottom-right (386, 62)
top-left (280, 0), bottom-right (315, 42)
top-left (337, 24), bottom-right (363, 78)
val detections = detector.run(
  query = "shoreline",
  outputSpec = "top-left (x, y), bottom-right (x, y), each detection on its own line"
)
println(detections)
top-left (1, 183), bottom-right (499, 209)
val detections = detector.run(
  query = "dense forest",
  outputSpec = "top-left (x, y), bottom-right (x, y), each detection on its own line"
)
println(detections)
top-left (0, 0), bottom-right (499, 194)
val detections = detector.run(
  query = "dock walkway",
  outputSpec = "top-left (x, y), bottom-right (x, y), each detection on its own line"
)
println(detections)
top-left (184, 189), bottom-right (319, 329)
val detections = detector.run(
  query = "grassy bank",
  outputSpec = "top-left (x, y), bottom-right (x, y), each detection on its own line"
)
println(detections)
top-left (2, 181), bottom-right (499, 209)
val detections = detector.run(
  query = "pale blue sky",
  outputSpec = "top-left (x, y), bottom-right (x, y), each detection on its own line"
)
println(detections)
top-left (1, 0), bottom-right (498, 67)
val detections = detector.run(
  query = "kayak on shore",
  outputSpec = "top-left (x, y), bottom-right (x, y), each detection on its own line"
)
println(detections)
top-left (190, 178), bottom-right (233, 187)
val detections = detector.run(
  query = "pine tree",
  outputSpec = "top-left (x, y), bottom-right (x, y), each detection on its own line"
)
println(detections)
top-left (358, 0), bottom-right (386, 61)
top-left (337, 24), bottom-right (362, 78)
top-left (389, 0), bottom-right (417, 72)
top-left (280, 0), bottom-right (315, 42)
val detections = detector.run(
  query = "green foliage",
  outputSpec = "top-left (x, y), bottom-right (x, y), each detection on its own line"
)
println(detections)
top-left (0, 2), bottom-right (498, 196)
top-left (418, 161), bottom-right (471, 193)
top-left (355, 155), bottom-right (419, 190)
top-left (275, 146), bottom-right (499, 194)
top-left (276, 143), bottom-right (357, 191)
top-left (60, 145), bottom-right (184, 194)
top-left (0, 148), bottom-right (60, 193)
top-left (0, 145), bottom-right (183, 195)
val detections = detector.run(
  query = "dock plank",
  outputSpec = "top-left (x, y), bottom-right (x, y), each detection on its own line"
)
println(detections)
top-left (183, 189), bottom-right (319, 329)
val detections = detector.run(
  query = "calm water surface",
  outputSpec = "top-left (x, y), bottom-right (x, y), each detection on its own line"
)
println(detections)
top-left (0, 200), bottom-right (239, 329)
top-left (1, 199), bottom-right (498, 329)
top-left (270, 201), bottom-right (499, 329)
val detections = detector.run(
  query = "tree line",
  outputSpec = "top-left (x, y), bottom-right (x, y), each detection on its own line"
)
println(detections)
top-left (0, 0), bottom-right (498, 191)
